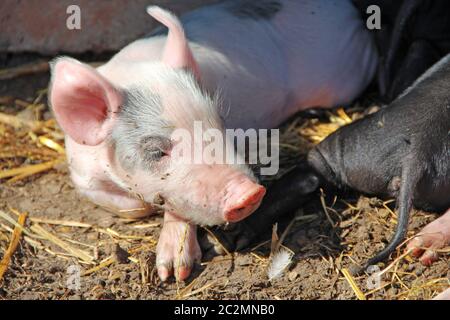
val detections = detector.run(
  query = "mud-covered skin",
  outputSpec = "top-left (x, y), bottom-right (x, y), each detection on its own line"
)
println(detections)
top-left (308, 54), bottom-right (450, 269)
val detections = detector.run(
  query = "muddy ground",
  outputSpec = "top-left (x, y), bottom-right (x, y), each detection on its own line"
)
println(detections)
top-left (0, 54), bottom-right (448, 300)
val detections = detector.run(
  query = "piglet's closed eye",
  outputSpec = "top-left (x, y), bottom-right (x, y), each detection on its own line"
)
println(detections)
top-left (49, 58), bottom-right (123, 146)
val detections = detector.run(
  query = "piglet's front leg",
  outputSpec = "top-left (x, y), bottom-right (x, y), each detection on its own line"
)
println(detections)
top-left (407, 208), bottom-right (450, 266)
top-left (156, 212), bottom-right (201, 281)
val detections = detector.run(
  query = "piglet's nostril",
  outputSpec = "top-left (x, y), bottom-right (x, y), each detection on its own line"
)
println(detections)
top-left (224, 185), bottom-right (266, 223)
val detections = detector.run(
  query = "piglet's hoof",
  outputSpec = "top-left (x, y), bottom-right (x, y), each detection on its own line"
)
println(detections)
top-left (407, 209), bottom-right (450, 266)
top-left (100, 202), bottom-right (160, 219)
top-left (156, 213), bottom-right (201, 282)
top-left (114, 206), bottom-right (156, 219)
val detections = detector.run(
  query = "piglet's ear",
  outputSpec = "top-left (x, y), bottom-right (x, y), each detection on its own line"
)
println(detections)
top-left (49, 58), bottom-right (122, 146)
top-left (147, 6), bottom-right (200, 80)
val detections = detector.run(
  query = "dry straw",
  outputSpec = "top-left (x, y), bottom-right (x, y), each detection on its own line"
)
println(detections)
top-left (0, 212), bottom-right (27, 281)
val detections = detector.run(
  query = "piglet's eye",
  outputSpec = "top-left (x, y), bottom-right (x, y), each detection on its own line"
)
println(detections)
top-left (145, 148), bottom-right (166, 161)
top-left (140, 135), bottom-right (171, 162)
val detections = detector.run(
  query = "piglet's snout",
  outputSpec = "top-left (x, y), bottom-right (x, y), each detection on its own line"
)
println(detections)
top-left (223, 180), bottom-right (266, 223)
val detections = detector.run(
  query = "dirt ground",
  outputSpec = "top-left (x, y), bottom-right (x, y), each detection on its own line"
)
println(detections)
top-left (0, 54), bottom-right (448, 300)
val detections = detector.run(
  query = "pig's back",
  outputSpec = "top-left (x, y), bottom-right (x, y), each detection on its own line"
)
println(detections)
top-left (272, 0), bottom-right (377, 109)
top-left (392, 54), bottom-right (450, 210)
top-left (179, 0), bottom-right (377, 128)
top-left (112, 0), bottom-right (377, 129)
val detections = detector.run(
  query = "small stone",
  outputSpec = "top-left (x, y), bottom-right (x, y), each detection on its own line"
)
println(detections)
top-left (288, 271), bottom-right (298, 282)
top-left (87, 232), bottom-right (99, 241)
top-left (110, 244), bottom-right (130, 264)
top-left (97, 279), bottom-right (106, 288)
